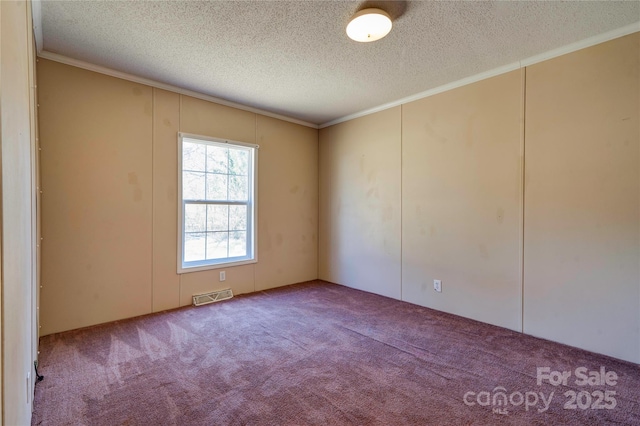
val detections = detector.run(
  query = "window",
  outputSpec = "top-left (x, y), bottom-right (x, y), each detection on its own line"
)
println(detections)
top-left (178, 133), bottom-right (257, 273)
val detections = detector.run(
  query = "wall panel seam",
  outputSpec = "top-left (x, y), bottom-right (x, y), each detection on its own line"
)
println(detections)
top-left (178, 95), bottom-right (182, 306)
top-left (399, 105), bottom-right (403, 301)
top-left (151, 88), bottom-right (155, 313)
top-left (0, 3), bottom-right (5, 423)
top-left (254, 114), bottom-right (257, 292)
top-left (520, 67), bottom-right (527, 334)
top-left (316, 129), bottom-right (321, 280)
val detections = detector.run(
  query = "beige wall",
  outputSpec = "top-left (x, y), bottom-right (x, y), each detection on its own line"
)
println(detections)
top-left (255, 115), bottom-right (318, 291)
top-left (524, 33), bottom-right (639, 363)
top-left (319, 34), bottom-right (639, 363)
top-left (39, 60), bottom-right (154, 334)
top-left (1, 0), bottom-right (39, 424)
top-left (152, 89), bottom-right (181, 311)
top-left (319, 108), bottom-right (402, 299)
top-left (38, 60), bottom-right (318, 335)
top-left (402, 70), bottom-right (524, 331)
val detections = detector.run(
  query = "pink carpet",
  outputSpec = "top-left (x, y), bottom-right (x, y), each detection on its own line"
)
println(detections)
top-left (32, 281), bottom-right (640, 425)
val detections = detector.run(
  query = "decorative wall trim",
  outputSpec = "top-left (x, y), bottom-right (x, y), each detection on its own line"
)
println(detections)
top-left (37, 50), bottom-right (320, 129)
top-left (319, 22), bottom-right (640, 129)
top-left (31, 0), bottom-right (638, 132)
top-left (32, 0), bottom-right (43, 54)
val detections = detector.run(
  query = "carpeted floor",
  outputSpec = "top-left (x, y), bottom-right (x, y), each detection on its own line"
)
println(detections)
top-left (32, 281), bottom-right (639, 425)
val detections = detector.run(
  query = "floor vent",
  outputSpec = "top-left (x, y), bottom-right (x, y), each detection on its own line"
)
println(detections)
top-left (192, 289), bottom-right (234, 306)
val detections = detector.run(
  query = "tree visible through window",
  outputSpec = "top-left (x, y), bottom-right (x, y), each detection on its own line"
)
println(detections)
top-left (178, 133), bottom-right (257, 272)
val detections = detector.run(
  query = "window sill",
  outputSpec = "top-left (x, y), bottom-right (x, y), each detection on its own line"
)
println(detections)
top-left (177, 258), bottom-right (257, 274)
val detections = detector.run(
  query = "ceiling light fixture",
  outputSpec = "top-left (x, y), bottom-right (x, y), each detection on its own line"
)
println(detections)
top-left (346, 8), bottom-right (392, 43)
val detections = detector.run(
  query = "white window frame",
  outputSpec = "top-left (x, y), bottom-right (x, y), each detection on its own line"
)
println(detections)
top-left (177, 132), bottom-right (258, 273)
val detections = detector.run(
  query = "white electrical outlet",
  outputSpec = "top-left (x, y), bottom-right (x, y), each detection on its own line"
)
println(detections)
top-left (219, 271), bottom-right (226, 282)
top-left (434, 279), bottom-right (442, 293)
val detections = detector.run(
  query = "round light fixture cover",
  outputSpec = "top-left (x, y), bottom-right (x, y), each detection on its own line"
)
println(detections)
top-left (346, 8), bottom-right (392, 42)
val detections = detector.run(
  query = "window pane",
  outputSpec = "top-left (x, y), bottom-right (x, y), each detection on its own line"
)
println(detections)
top-left (229, 205), bottom-right (247, 231)
top-left (206, 232), bottom-right (228, 260)
top-left (229, 231), bottom-right (246, 257)
top-left (206, 173), bottom-right (228, 200)
top-left (183, 171), bottom-right (205, 200)
top-left (180, 135), bottom-right (256, 270)
top-left (207, 205), bottom-right (228, 232)
top-left (207, 145), bottom-right (228, 174)
top-left (184, 233), bottom-right (206, 262)
top-left (229, 148), bottom-right (248, 176)
top-left (185, 204), bottom-right (206, 232)
top-left (183, 142), bottom-right (206, 172)
top-left (228, 175), bottom-right (248, 201)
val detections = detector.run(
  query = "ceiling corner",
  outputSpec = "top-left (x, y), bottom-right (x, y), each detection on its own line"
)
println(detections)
top-left (31, 0), bottom-right (43, 53)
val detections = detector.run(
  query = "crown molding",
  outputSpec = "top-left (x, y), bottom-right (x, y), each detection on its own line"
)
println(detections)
top-left (519, 21), bottom-right (640, 67)
top-left (319, 22), bottom-right (640, 129)
top-left (37, 50), bottom-right (320, 129)
top-left (32, 0), bottom-right (43, 53)
top-left (319, 61), bottom-right (521, 129)
top-left (33, 16), bottom-right (639, 131)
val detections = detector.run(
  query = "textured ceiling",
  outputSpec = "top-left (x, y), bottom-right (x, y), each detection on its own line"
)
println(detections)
top-left (40, 1), bottom-right (639, 125)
